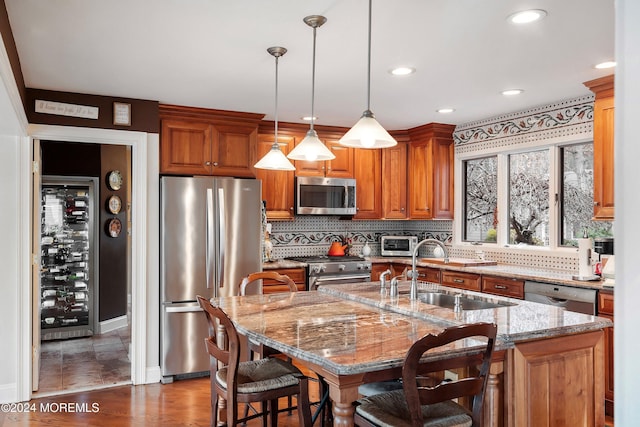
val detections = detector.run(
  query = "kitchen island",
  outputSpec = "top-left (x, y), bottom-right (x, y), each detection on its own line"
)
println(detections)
top-left (214, 282), bottom-right (611, 427)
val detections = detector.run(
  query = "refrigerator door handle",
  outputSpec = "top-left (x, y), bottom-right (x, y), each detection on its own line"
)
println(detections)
top-left (206, 189), bottom-right (215, 290)
top-left (217, 187), bottom-right (226, 293)
top-left (165, 305), bottom-right (204, 313)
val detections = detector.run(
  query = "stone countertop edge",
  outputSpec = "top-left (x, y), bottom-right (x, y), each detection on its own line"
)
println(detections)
top-left (367, 256), bottom-right (608, 291)
top-left (317, 282), bottom-right (613, 347)
top-left (262, 259), bottom-right (307, 269)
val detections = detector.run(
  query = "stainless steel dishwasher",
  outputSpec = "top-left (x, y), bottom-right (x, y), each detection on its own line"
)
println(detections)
top-left (524, 281), bottom-right (597, 315)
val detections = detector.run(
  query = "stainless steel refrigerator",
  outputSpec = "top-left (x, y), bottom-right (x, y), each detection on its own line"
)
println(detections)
top-left (160, 176), bottom-right (262, 383)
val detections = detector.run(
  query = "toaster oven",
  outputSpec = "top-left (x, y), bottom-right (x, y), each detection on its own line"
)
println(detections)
top-left (381, 236), bottom-right (417, 257)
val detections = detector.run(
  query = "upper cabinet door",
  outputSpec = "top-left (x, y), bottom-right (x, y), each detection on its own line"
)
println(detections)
top-left (326, 139), bottom-right (354, 178)
top-left (160, 119), bottom-right (214, 175)
top-left (408, 138), bottom-right (434, 219)
top-left (431, 137), bottom-right (454, 219)
top-left (211, 123), bottom-right (258, 178)
top-left (256, 134), bottom-right (295, 220)
top-left (585, 75), bottom-right (615, 221)
top-left (354, 148), bottom-right (382, 219)
top-left (382, 142), bottom-right (408, 219)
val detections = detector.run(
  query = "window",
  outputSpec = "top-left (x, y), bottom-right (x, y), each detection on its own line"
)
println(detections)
top-left (509, 150), bottom-right (549, 246)
top-left (463, 157), bottom-right (497, 242)
top-left (461, 141), bottom-right (612, 248)
top-left (561, 143), bottom-right (613, 245)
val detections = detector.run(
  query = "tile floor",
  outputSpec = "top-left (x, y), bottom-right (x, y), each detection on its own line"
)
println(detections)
top-left (36, 326), bottom-right (131, 396)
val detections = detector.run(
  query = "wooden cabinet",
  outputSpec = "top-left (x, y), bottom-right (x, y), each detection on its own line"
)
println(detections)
top-left (399, 265), bottom-right (441, 284)
top-left (382, 142), bottom-right (408, 219)
top-left (354, 148), bottom-right (382, 219)
top-left (481, 276), bottom-right (524, 299)
top-left (255, 131), bottom-right (296, 220)
top-left (584, 75), bottom-right (615, 220)
top-left (441, 271), bottom-right (481, 291)
top-left (598, 290), bottom-right (614, 415)
top-left (159, 105), bottom-right (263, 177)
top-left (407, 123), bottom-right (455, 219)
top-left (262, 268), bottom-right (306, 293)
top-left (371, 263), bottom-right (393, 282)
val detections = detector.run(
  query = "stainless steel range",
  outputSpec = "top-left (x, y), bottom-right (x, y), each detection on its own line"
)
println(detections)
top-left (286, 255), bottom-right (372, 290)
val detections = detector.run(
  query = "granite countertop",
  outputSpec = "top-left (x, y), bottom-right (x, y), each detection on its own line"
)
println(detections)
top-left (368, 256), bottom-right (609, 291)
top-left (317, 282), bottom-right (613, 347)
top-left (262, 259), bottom-right (307, 269)
top-left (214, 283), bottom-right (611, 376)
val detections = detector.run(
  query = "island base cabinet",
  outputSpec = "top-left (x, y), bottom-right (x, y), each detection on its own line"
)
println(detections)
top-left (507, 331), bottom-right (604, 427)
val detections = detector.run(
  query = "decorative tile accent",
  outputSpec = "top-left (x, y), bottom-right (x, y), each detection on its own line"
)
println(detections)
top-left (269, 218), bottom-right (453, 259)
top-left (453, 95), bottom-right (594, 152)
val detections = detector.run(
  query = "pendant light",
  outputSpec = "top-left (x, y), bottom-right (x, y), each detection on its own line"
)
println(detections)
top-left (339, 0), bottom-right (397, 149)
top-left (254, 47), bottom-right (296, 171)
top-left (287, 15), bottom-right (336, 162)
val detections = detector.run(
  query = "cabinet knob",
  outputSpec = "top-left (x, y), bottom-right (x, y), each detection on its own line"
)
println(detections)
top-left (594, 201), bottom-right (600, 206)
top-left (400, 207), bottom-right (405, 211)
top-left (205, 161), bottom-right (212, 166)
top-left (289, 207), bottom-right (294, 211)
top-left (213, 162), bottom-right (219, 167)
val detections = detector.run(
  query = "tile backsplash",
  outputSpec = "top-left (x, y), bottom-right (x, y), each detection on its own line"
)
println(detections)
top-left (268, 217), bottom-right (452, 259)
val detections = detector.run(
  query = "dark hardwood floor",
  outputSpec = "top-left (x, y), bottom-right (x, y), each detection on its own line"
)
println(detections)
top-left (1, 373), bottom-right (614, 427)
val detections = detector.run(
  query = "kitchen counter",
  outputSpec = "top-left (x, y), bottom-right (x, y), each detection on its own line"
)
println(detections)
top-left (262, 259), bottom-right (307, 269)
top-left (318, 282), bottom-right (612, 346)
top-left (369, 256), bottom-right (609, 291)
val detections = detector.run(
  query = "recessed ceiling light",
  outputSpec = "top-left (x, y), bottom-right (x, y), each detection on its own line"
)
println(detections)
top-left (301, 116), bottom-right (318, 121)
top-left (390, 67), bottom-right (416, 76)
top-left (508, 9), bottom-right (547, 24)
top-left (502, 89), bottom-right (524, 96)
top-left (595, 61), bottom-right (616, 69)
top-left (437, 108), bottom-right (455, 114)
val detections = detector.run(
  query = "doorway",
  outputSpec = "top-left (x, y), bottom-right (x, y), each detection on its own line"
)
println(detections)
top-left (34, 140), bottom-right (132, 396)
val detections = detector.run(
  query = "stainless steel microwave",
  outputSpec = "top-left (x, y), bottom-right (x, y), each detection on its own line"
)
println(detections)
top-left (295, 176), bottom-right (356, 215)
top-left (381, 236), bottom-right (418, 257)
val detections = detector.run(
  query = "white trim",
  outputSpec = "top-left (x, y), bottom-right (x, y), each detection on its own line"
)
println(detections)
top-left (97, 315), bottom-right (128, 334)
top-left (17, 135), bottom-right (31, 402)
top-left (0, 383), bottom-right (17, 403)
top-left (146, 366), bottom-right (162, 384)
top-left (0, 31), bottom-right (28, 134)
top-left (19, 125), bottom-right (153, 400)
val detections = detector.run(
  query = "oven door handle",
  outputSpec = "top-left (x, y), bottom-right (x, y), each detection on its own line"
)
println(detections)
top-left (313, 275), bottom-right (371, 283)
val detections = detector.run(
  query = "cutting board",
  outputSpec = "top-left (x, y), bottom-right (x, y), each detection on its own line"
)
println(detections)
top-left (421, 257), bottom-right (497, 267)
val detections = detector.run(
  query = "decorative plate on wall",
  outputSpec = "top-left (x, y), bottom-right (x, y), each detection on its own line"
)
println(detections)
top-left (107, 170), bottom-right (123, 191)
top-left (107, 195), bottom-right (122, 214)
top-left (106, 217), bottom-right (122, 238)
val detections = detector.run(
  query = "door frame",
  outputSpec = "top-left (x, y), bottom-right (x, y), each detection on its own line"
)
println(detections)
top-left (21, 124), bottom-right (156, 399)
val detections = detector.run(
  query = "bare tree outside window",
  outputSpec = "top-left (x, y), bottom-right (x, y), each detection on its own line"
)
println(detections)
top-left (562, 143), bottom-right (613, 245)
top-left (464, 157), bottom-right (497, 242)
top-left (509, 150), bottom-right (549, 246)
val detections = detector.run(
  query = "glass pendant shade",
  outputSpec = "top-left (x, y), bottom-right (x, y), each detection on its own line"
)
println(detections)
top-left (339, 0), bottom-right (397, 149)
top-left (338, 110), bottom-right (397, 148)
top-left (254, 46), bottom-right (296, 171)
top-left (254, 142), bottom-right (296, 170)
top-left (288, 15), bottom-right (335, 162)
top-left (287, 129), bottom-right (335, 161)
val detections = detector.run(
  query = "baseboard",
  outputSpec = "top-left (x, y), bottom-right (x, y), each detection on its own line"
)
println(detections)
top-left (0, 382), bottom-right (17, 404)
top-left (145, 366), bottom-right (162, 384)
top-left (97, 315), bottom-right (128, 334)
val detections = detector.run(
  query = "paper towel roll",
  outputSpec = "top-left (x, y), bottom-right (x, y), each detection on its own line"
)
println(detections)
top-left (577, 238), bottom-right (593, 277)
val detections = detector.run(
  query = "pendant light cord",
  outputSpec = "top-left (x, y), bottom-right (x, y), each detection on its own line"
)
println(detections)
top-left (366, 0), bottom-right (372, 112)
top-left (274, 54), bottom-right (280, 146)
top-left (310, 25), bottom-right (317, 131)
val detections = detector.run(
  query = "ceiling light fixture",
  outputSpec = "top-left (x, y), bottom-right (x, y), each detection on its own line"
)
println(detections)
top-left (254, 47), bottom-right (296, 171)
top-left (508, 9), bottom-right (547, 24)
top-left (595, 61), bottom-right (616, 69)
top-left (339, 0), bottom-right (397, 149)
top-left (502, 89), bottom-right (524, 96)
top-left (437, 108), bottom-right (455, 114)
top-left (390, 67), bottom-right (415, 76)
top-left (287, 15), bottom-right (335, 162)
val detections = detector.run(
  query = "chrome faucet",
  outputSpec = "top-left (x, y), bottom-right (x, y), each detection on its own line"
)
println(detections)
top-left (408, 238), bottom-right (449, 300)
top-left (379, 269), bottom-right (392, 289)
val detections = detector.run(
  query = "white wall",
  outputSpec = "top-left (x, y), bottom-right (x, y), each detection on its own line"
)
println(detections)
top-left (615, 0), bottom-right (640, 425)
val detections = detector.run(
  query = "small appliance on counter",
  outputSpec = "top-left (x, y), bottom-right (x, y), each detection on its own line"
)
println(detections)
top-left (572, 237), bottom-right (600, 281)
top-left (601, 255), bottom-right (615, 288)
top-left (381, 235), bottom-right (417, 257)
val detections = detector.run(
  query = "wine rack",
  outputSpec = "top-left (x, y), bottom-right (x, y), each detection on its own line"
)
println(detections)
top-left (40, 178), bottom-right (96, 340)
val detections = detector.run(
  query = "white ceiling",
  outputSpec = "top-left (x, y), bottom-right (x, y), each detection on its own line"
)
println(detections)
top-left (5, 0), bottom-right (615, 130)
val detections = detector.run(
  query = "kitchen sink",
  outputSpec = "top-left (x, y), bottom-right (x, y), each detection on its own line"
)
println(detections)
top-left (417, 291), bottom-right (516, 310)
